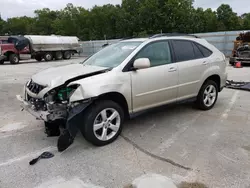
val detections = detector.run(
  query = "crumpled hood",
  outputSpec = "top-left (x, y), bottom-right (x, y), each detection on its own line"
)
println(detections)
top-left (32, 64), bottom-right (108, 88)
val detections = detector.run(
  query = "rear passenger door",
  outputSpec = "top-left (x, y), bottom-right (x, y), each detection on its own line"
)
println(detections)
top-left (171, 40), bottom-right (212, 100)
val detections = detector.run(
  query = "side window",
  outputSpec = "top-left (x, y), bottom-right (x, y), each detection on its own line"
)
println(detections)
top-left (196, 43), bottom-right (212, 57)
top-left (135, 41), bottom-right (172, 67)
top-left (172, 40), bottom-right (195, 62)
top-left (192, 42), bottom-right (204, 59)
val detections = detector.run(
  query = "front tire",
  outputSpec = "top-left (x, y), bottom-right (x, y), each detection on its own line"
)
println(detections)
top-left (196, 80), bottom-right (218, 110)
top-left (81, 100), bottom-right (124, 146)
top-left (9, 54), bottom-right (19, 64)
top-left (0, 60), bottom-right (4, 64)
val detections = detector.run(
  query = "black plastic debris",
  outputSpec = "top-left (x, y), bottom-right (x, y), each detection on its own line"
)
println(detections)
top-left (225, 80), bottom-right (250, 91)
top-left (29, 152), bottom-right (54, 165)
top-left (57, 130), bottom-right (74, 152)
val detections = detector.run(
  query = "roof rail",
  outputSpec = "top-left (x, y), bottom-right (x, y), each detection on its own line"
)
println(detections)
top-left (120, 37), bottom-right (135, 41)
top-left (150, 33), bottom-right (200, 39)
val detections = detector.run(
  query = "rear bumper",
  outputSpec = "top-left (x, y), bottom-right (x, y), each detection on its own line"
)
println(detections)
top-left (220, 72), bottom-right (228, 92)
top-left (16, 95), bottom-right (49, 121)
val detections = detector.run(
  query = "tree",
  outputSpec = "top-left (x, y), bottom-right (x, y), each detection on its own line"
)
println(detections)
top-left (0, 15), bottom-right (6, 35)
top-left (158, 0), bottom-right (194, 33)
top-left (52, 4), bottom-right (82, 37)
top-left (217, 4), bottom-right (241, 31)
top-left (34, 8), bottom-right (59, 34)
top-left (0, 2), bottom-right (248, 40)
top-left (121, 0), bottom-right (141, 37)
top-left (242, 13), bottom-right (250, 30)
top-left (203, 9), bottom-right (218, 32)
top-left (3, 16), bottom-right (35, 35)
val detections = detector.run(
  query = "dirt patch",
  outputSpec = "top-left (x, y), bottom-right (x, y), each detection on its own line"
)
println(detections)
top-left (178, 181), bottom-right (208, 188)
top-left (123, 184), bottom-right (133, 188)
top-left (242, 145), bottom-right (250, 152)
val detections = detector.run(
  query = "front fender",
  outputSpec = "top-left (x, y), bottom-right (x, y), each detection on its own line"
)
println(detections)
top-left (68, 71), bottom-right (132, 110)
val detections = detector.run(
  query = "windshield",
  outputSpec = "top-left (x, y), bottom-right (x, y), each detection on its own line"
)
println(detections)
top-left (82, 41), bottom-right (142, 68)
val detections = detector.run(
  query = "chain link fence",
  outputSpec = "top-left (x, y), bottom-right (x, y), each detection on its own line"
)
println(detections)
top-left (78, 39), bottom-right (121, 57)
top-left (78, 30), bottom-right (245, 57)
top-left (195, 30), bottom-right (244, 57)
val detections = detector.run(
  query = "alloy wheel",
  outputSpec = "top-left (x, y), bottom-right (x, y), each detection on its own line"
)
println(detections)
top-left (93, 108), bottom-right (121, 141)
top-left (203, 85), bottom-right (216, 107)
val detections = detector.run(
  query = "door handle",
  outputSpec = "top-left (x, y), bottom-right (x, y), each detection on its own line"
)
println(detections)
top-left (202, 61), bottom-right (208, 65)
top-left (168, 67), bottom-right (177, 72)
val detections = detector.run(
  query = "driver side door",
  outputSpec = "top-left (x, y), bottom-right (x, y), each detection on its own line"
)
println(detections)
top-left (129, 41), bottom-right (179, 112)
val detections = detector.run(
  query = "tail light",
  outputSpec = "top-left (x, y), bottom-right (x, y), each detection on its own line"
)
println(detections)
top-left (221, 52), bottom-right (226, 61)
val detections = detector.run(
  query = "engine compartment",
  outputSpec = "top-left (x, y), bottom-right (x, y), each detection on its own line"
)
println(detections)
top-left (26, 81), bottom-right (78, 121)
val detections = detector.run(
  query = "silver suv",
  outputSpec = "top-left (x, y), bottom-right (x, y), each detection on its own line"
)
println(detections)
top-left (17, 34), bottom-right (227, 147)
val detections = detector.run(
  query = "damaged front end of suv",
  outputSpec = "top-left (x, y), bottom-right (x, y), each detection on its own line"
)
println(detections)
top-left (17, 65), bottom-right (110, 133)
top-left (17, 40), bottom-right (143, 150)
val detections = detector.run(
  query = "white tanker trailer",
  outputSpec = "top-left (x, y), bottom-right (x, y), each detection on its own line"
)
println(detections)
top-left (0, 35), bottom-right (80, 64)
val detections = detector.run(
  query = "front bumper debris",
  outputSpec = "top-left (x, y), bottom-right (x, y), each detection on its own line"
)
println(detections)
top-left (16, 95), bottom-right (50, 121)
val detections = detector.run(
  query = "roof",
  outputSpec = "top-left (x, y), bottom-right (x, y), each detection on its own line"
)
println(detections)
top-left (120, 38), bottom-right (148, 42)
top-left (121, 34), bottom-right (200, 43)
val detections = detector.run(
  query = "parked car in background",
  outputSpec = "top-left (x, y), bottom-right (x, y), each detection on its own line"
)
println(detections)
top-left (0, 35), bottom-right (80, 64)
top-left (17, 33), bottom-right (227, 146)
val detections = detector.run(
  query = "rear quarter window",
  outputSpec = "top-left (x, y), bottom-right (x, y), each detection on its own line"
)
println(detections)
top-left (195, 43), bottom-right (213, 57)
top-left (192, 42), bottom-right (204, 59)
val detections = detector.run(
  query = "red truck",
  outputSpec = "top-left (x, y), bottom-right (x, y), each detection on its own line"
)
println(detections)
top-left (0, 35), bottom-right (80, 64)
top-left (0, 36), bottom-right (30, 64)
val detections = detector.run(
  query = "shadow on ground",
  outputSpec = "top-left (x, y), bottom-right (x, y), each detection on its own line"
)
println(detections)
top-left (178, 182), bottom-right (208, 188)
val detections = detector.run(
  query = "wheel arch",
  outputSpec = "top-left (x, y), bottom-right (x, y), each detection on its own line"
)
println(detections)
top-left (95, 92), bottom-right (130, 119)
top-left (4, 51), bottom-right (16, 60)
top-left (202, 74), bottom-right (221, 91)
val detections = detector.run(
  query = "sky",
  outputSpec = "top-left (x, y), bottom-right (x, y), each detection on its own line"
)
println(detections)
top-left (0, 0), bottom-right (249, 20)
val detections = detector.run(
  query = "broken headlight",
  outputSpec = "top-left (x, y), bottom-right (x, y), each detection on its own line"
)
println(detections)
top-left (57, 85), bottom-right (79, 101)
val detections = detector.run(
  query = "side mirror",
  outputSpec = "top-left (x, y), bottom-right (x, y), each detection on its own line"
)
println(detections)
top-left (133, 58), bottom-right (151, 70)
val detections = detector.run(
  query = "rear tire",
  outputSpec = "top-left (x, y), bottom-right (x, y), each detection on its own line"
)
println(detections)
top-left (81, 100), bottom-right (124, 146)
top-left (0, 60), bottom-right (4, 64)
top-left (9, 54), bottom-right (19, 64)
top-left (63, 51), bottom-right (71, 60)
top-left (55, 51), bottom-right (63, 60)
top-left (44, 52), bottom-right (53, 61)
top-left (196, 80), bottom-right (218, 110)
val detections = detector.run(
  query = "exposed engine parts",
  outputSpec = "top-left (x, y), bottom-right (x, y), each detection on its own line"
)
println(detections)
top-left (25, 80), bottom-right (77, 121)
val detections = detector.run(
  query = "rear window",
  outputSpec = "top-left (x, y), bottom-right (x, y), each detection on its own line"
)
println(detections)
top-left (195, 43), bottom-right (212, 57)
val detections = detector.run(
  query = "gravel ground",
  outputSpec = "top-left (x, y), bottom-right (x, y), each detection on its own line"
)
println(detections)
top-left (0, 59), bottom-right (250, 188)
